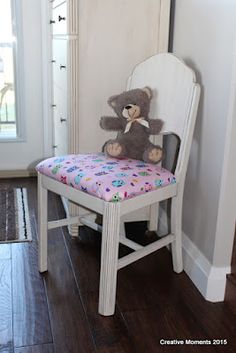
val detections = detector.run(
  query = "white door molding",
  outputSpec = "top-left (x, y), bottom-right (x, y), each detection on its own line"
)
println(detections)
top-left (41, 0), bottom-right (53, 158)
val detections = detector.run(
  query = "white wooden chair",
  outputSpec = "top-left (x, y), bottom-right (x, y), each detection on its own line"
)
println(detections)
top-left (37, 53), bottom-right (200, 316)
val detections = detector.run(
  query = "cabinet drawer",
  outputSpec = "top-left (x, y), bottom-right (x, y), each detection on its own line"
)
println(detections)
top-left (51, 1), bottom-right (67, 35)
top-left (52, 38), bottom-right (67, 90)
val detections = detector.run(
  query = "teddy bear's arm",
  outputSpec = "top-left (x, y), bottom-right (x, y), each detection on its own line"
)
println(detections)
top-left (148, 119), bottom-right (164, 135)
top-left (100, 116), bottom-right (123, 131)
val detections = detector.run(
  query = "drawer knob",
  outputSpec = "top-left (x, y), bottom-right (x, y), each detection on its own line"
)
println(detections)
top-left (50, 20), bottom-right (55, 24)
top-left (60, 64), bottom-right (66, 70)
top-left (58, 15), bottom-right (66, 22)
top-left (60, 118), bottom-right (67, 122)
top-left (51, 60), bottom-right (56, 63)
top-left (52, 104), bottom-right (56, 107)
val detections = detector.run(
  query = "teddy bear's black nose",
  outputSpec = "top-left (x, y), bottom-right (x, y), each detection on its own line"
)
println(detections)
top-left (125, 105), bottom-right (132, 110)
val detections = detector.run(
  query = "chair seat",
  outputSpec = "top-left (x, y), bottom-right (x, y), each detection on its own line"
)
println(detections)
top-left (36, 153), bottom-right (176, 202)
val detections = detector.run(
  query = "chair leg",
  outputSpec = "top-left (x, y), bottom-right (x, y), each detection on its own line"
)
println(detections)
top-left (147, 202), bottom-right (159, 231)
top-left (98, 202), bottom-right (120, 316)
top-left (68, 201), bottom-right (80, 237)
top-left (171, 196), bottom-right (183, 273)
top-left (38, 174), bottom-right (48, 273)
top-left (120, 220), bottom-right (126, 237)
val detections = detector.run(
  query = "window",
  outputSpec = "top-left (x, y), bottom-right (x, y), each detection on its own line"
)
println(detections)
top-left (0, 0), bottom-right (24, 140)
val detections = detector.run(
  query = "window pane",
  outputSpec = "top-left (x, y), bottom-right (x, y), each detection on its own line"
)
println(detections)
top-left (0, 0), bottom-right (17, 138)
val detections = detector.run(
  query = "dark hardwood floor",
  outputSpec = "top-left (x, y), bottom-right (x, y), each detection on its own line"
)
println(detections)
top-left (225, 226), bottom-right (236, 315)
top-left (0, 177), bottom-right (235, 353)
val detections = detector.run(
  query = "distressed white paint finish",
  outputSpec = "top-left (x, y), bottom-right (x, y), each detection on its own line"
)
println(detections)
top-left (120, 183), bottom-right (177, 216)
top-left (118, 234), bottom-right (175, 270)
top-left (41, 174), bottom-right (105, 214)
top-left (38, 54), bottom-right (200, 315)
top-left (38, 173), bottom-right (48, 273)
top-left (47, 216), bottom-right (80, 230)
top-left (171, 195), bottom-right (183, 273)
top-left (148, 203), bottom-right (159, 231)
top-left (98, 203), bottom-right (120, 316)
top-left (79, 216), bottom-right (142, 252)
top-left (128, 54), bottom-right (196, 143)
top-left (119, 236), bottom-right (143, 252)
top-left (126, 54), bottom-right (200, 235)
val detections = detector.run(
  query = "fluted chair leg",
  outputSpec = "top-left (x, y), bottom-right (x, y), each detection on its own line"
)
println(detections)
top-left (98, 203), bottom-right (120, 316)
top-left (171, 195), bottom-right (183, 273)
top-left (38, 173), bottom-right (48, 273)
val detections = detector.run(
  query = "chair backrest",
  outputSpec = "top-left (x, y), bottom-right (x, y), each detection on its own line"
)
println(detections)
top-left (127, 53), bottom-right (200, 181)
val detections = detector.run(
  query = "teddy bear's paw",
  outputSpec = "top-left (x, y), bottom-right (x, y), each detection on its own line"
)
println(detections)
top-left (148, 148), bottom-right (163, 163)
top-left (105, 142), bottom-right (123, 157)
top-left (144, 147), bottom-right (163, 164)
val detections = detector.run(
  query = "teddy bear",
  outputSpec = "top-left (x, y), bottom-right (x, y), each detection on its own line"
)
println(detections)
top-left (99, 87), bottom-right (164, 164)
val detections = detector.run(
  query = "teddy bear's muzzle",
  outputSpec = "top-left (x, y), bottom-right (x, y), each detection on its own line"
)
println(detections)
top-left (123, 104), bottom-right (140, 120)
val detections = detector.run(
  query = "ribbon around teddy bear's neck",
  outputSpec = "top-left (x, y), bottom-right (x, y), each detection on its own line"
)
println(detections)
top-left (124, 117), bottom-right (149, 133)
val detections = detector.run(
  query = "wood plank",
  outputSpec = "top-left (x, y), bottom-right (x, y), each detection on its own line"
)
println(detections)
top-left (1, 177), bottom-right (236, 353)
top-left (14, 343), bottom-right (54, 353)
top-left (230, 226), bottom-right (236, 273)
top-left (12, 242), bottom-right (52, 347)
top-left (0, 259), bottom-right (12, 351)
top-left (118, 250), bottom-right (210, 352)
top-left (43, 193), bottom-right (96, 353)
top-left (58, 210), bottom-right (134, 351)
top-left (61, 234), bottom-right (134, 352)
top-left (118, 246), bottom-right (236, 353)
top-left (0, 245), bottom-right (11, 259)
top-left (122, 308), bottom-right (205, 353)
top-left (0, 189), bottom-right (7, 242)
top-left (225, 274), bottom-right (236, 316)
top-left (0, 349), bottom-right (13, 353)
top-left (12, 191), bottom-right (52, 347)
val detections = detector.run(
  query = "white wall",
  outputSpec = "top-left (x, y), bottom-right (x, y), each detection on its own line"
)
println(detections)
top-left (171, 0), bottom-right (236, 265)
top-left (0, 0), bottom-right (44, 171)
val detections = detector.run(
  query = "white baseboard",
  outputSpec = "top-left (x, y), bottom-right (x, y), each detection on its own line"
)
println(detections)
top-left (182, 233), bottom-right (231, 302)
top-left (158, 209), bottom-right (231, 302)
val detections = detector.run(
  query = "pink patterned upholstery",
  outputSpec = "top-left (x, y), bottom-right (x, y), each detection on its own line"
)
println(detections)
top-left (36, 153), bottom-right (176, 202)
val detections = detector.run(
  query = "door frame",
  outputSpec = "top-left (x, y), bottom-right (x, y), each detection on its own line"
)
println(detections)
top-left (213, 42), bottom-right (236, 271)
top-left (41, 0), bottom-right (53, 158)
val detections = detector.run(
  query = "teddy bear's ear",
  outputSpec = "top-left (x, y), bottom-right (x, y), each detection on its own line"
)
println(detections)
top-left (142, 87), bottom-right (152, 99)
top-left (108, 95), bottom-right (118, 108)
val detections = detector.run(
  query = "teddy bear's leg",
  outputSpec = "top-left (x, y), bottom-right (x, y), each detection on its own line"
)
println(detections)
top-left (104, 139), bottom-right (126, 158)
top-left (143, 144), bottom-right (164, 164)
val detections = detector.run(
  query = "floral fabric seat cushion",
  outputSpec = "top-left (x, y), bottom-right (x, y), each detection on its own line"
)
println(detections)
top-left (36, 153), bottom-right (176, 202)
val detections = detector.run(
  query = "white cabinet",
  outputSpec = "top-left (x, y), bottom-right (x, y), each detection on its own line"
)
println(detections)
top-left (51, 0), bottom-right (78, 156)
top-left (50, 0), bottom-right (171, 157)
